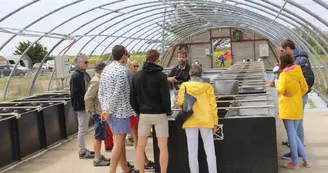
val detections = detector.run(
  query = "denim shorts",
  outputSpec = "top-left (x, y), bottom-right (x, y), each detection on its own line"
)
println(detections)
top-left (91, 114), bottom-right (106, 140)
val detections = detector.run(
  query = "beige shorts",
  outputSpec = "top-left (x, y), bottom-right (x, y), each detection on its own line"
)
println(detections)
top-left (138, 113), bottom-right (169, 137)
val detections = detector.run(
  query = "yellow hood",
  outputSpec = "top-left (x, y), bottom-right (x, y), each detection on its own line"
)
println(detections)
top-left (282, 65), bottom-right (303, 81)
top-left (177, 81), bottom-right (218, 128)
top-left (183, 81), bottom-right (212, 95)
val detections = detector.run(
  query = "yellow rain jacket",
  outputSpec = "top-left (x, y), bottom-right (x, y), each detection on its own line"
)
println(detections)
top-left (177, 81), bottom-right (218, 129)
top-left (276, 65), bottom-right (308, 120)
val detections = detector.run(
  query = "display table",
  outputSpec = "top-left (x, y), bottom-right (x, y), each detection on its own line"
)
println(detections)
top-left (152, 116), bottom-right (278, 173)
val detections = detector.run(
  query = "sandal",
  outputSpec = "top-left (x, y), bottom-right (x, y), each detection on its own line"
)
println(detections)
top-left (144, 160), bottom-right (155, 169)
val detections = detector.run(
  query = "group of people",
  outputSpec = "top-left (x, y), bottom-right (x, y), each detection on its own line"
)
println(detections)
top-left (269, 39), bottom-right (314, 169)
top-left (70, 46), bottom-right (219, 173)
top-left (68, 38), bottom-right (313, 172)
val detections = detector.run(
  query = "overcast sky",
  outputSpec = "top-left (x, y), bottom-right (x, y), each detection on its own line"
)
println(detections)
top-left (0, 0), bottom-right (327, 57)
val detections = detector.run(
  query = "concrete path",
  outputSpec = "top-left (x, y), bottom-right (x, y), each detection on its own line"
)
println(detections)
top-left (2, 108), bottom-right (327, 173)
top-left (2, 130), bottom-right (154, 173)
top-left (277, 109), bottom-right (328, 173)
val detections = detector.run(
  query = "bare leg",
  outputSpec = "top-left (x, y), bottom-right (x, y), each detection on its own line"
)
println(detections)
top-left (94, 140), bottom-right (101, 157)
top-left (120, 144), bottom-right (131, 172)
top-left (157, 137), bottom-right (168, 173)
top-left (137, 136), bottom-right (148, 173)
top-left (131, 127), bottom-right (150, 165)
top-left (109, 134), bottom-right (126, 173)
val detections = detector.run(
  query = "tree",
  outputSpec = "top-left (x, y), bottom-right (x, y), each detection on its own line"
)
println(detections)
top-left (14, 41), bottom-right (48, 64)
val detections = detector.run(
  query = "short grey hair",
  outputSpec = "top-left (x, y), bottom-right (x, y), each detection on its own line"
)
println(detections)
top-left (189, 65), bottom-right (203, 78)
top-left (75, 53), bottom-right (89, 62)
top-left (94, 62), bottom-right (106, 72)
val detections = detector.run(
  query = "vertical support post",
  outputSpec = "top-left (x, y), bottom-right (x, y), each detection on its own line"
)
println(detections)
top-left (161, 0), bottom-right (166, 53)
top-left (253, 32), bottom-right (256, 61)
top-left (229, 28), bottom-right (234, 65)
top-left (189, 35), bottom-right (192, 64)
top-left (209, 29), bottom-right (213, 68)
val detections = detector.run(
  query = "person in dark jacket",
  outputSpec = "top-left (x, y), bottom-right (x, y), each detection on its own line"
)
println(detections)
top-left (278, 39), bottom-right (315, 159)
top-left (69, 53), bottom-right (94, 159)
top-left (167, 51), bottom-right (191, 91)
top-left (130, 49), bottom-right (171, 173)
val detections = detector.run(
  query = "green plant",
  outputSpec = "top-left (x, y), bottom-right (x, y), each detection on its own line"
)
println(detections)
top-left (14, 40), bottom-right (48, 64)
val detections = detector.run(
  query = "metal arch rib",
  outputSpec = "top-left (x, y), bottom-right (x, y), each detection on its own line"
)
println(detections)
top-left (313, 0), bottom-right (328, 10)
top-left (11, 1), bottom-right (134, 98)
top-left (287, 0), bottom-right (328, 28)
top-left (3, 0), bottom-right (322, 98)
top-left (67, 4), bottom-right (168, 57)
top-left (99, 10), bottom-right (286, 64)
top-left (50, 2), bottom-right (168, 87)
top-left (140, 24), bottom-right (281, 66)
top-left (59, 2), bottom-right (165, 56)
top-left (124, 12), bottom-right (288, 62)
top-left (29, 40), bottom-right (65, 95)
top-left (89, 18), bottom-right (167, 71)
top-left (80, 0), bottom-right (288, 57)
top-left (0, 0), bottom-right (84, 51)
top-left (64, 0), bottom-right (282, 65)
top-left (0, 0), bottom-right (124, 53)
top-left (76, 11), bottom-right (174, 77)
top-left (231, 0), bottom-right (328, 74)
top-left (226, 0), bottom-right (328, 73)
top-left (61, 5), bottom-right (171, 86)
top-left (85, 11), bottom-right (285, 70)
top-left (0, 0), bottom-right (40, 23)
top-left (244, 0), bottom-right (328, 50)
top-left (260, 0), bottom-right (328, 41)
top-left (2, 0), bottom-right (125, 100)
top-left (46, 2), bottom-right (168, 89)
top-left (93, 5), bottom-right (288, 60)
top-left (122, 16), bottom-right (286, 61)
top-left (7, 1), bottom-right (150, 98)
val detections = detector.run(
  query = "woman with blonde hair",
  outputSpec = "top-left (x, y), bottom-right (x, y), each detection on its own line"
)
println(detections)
top-left (127, 60), bottom-right (155, 169)
top-left (276, 53), bottom-right (311, 169)
top-left (177, 65), bottom-right (218, 173)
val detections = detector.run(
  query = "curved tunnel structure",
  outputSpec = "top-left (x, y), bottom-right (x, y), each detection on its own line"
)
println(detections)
top-left (0, 0), bottom-right (328, 101)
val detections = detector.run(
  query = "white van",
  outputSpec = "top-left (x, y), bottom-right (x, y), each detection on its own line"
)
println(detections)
top-left (4, 55), bottom-right (30, 73)
top-left (46, 60), bottom-right (55, 70)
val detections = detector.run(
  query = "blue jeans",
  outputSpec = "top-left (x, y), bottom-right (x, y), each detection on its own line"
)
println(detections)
top-left (297, 94), bottom-right (308, 144)
top-left (283, 120), bottom-right (308, 164)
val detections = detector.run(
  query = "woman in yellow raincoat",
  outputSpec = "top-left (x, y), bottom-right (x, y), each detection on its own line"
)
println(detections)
top-left (177, 65), bottom-right (218, 173)
top-left (276, 53), bottom-right (311, 169)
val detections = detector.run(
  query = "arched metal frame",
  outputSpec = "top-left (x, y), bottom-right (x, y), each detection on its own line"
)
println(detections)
top-left (1, 0), bottom-right (328, 101)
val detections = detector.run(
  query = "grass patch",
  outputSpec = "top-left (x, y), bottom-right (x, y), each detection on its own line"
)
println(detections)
top-left (317, 54), bottom-right (328, 64)
top-left (213, 51), bottom-right (232, 68)
top-left (0, 76), bottom-right (58, 102)
top-left (307, 98), bottom-right (317, 108)
top-left (69, 53), bottom-right (147, 69)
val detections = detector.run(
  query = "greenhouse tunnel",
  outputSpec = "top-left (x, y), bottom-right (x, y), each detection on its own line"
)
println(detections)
top-left (0, 0), bottom-right (328, 173)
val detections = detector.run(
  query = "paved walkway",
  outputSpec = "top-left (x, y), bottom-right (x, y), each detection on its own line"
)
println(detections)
top-left (2, 131), bottom-right (154, 173)
top-left (2, 108), bottom-right (327, 173)
top-left (277, 109), bottom-right (328, 173)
